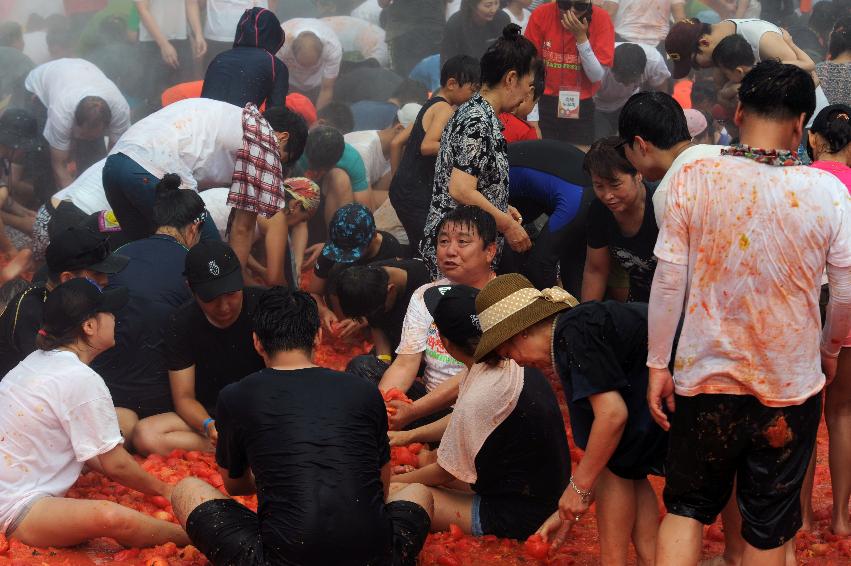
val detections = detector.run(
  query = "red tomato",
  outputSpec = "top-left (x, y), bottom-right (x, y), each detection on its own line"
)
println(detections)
top-left (145, 558), bottom-right (169, 566)
top-left (524, 534), bottom-right (550, 560)
top-left (448, 523), bottom-right (464, 540)
top-left (436, 554), bottom-right (461, 566)
top-left (407, 443), bottom-right (423, 454)
top-left (114, 548), bottom-right (141, 561)
top-left (0, 533), bottom-right (8, 554)
top-left (150, 496), bottom-right (170, 509)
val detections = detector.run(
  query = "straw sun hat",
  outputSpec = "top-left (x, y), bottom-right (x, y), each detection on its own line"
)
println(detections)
top-left (473, 273), bottom-right (579, 362)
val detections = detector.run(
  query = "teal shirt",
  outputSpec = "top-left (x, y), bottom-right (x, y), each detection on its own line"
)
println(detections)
top-left (296, 143), bottom-right (369, 192)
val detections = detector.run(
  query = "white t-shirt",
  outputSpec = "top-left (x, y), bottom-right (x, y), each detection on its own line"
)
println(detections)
top-left (728, 18), bottom-right (782, 62)
top-left (279, 19), bottom-right (343, 92)
top-left (594, 43), bottom-right (670, 113)
top-left (396, 279), bottom-right (466, 391)
top-left (204, 0), bottom-right (269, 42)
top-left (653, 144), bottom-right (723, 227)
top-left (24, 58), bottom-right (131, 151)
top-left (446, 0), bottom-right (461, 20)
top-left (655, 157), bottom-right (851, 406)
top-left (344, 130), bottom-right (389, 186)
top-left (0, 350), bottom-right (123, 533)
top-left (321, 16), bottom-right (389, 68)
top-left (200, 187), bottom-right (236, 240)
top-left (135, 0), bottom-right (188, 42)
top-left (351, 0), bottom-right (383, 26)
top-left (610, 0), bottom-right (685, 46)
top-left (52, 158), bottom-right (110, 214)
top-left (110, 98), bottom-right (244, 191)
top-left (503, 7), bottom-right (531, 32)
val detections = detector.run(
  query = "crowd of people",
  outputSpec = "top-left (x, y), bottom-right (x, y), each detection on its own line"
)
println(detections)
top-left (0, 0), bottom-right (849, 565)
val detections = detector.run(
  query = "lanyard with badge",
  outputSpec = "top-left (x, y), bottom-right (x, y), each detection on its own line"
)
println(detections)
top-left (556, 0), bottom-right (591, 119)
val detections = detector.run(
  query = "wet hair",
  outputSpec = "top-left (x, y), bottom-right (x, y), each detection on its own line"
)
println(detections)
top-left (74, 96), bottom-right (112, 129)
top-left (619, 92), bottom-right (691, 150)
top-left (0, 21), bottom-right (22, 47)
top-left (612, 43), bottom-right (647, 81)
top-left (391, 79), bottom-right (429, 106)
top-left (152, 173), bottom-right (206, 229)
top-left (530, 57), bottom-right (545, 102)
top-left (252, 286), bottom-right (320, 355)
top-left (317, 102), bottom-right (354, 134)
top-left (479, 24), bottom-right (538, 89)
top-left (828, 16), bottom-right (851, 59)
top-left (441, 54), bottom-right (482, 87)
top-left (305, 126), bottom-right (345, 170)
top-left (712, 34), bottom-right (755, 70)
top-left (333, 265), bottom-right (389, 320)
top-left (262, 106), bottom-right (308, 165)
top-left (583, 136), bottom-right (639, 181)
top-left (810, 107), bottom-right (851, 156)
top-left (437, 205), bottom-right (498, 248)
top-left (737, 60), bottom-right (815, 122)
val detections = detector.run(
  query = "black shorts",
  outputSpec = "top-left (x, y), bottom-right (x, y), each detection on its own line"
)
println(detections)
top-left (663, 393), bottom-right (821, 550)
top-left (186, 498), bottom-right (431, 566)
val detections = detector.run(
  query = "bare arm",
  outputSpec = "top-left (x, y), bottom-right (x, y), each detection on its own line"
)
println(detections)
top-left (169, 366), bottom-right (214, 441)
top-left (219, 466), bottom-right (256, 496)
top-left (761, 31), bottom-right (815, 72)
top-left (372, 327), bottom-right (393, 358)
top-left (388, 371), bottom-right (461, 430)
top-left (378, 352), bottom-right (423, 393)
top-left (581, 246), bottom-right (611, 302)
top-left (95, 444), bottom-right (172, 497)
top-left (381, 461), bottom-right (391, 501)
top-left (420, 104), bottom-right (454, 156)
top-left (390, 124), bottom-right (413, 176)
top-left (186, 0), bottom-right (207, 59)
top-left (571, 392), bottom-right (628, 491)
top-left (389, 414), bottom-right (451, 446)
top-left (228, 209), bottom-right (258, 279)
top-left (392, 461), bottom-right (456, 486)
top-left (50, 147), bottom-right (75, 189)
top-left (289, 221), bottom-right (309, 285)
top-left (261, 210), bottom-right (288, 286)
top-left (136, 0), bottom-right (179, 68)
top-left (316, 77), bottom-right (336, 110)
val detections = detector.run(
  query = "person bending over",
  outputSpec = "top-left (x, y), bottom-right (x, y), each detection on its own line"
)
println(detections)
top-left (0, 278), bottom-right (188, 549)
top-left (169, 286), bottom-right (434, 566)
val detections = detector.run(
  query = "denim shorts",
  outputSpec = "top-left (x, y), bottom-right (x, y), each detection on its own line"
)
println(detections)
top-left (471, 494), bottom-right (484, 537)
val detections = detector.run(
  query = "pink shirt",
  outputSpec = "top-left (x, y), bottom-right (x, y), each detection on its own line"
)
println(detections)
top-left (811, 160), bottom-right (851, 195)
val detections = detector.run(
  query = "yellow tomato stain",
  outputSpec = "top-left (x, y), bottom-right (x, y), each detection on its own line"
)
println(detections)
top-left (739, 233), bottom-right (750, 250)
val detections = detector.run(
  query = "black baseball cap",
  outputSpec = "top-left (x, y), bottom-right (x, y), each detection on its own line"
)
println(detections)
top-left (423, 284), bottom-right (481, 346)
top-left (184, 240), bottom-right (244, 302)
top-left (0, 108), bottom-right (39, 153)
top-left (45, 226), bottom-right (129, 275)
top-left (42, 278), bottom-right (129, 336)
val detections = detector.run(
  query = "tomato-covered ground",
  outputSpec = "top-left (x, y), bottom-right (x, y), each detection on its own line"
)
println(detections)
top-left (0, 270), bottom-right (845, 563)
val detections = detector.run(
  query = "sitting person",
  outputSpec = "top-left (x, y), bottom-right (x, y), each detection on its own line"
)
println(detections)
top-left (131, 241), bottom-right (266, 455)
top-left (0, 278), bottom-right (188, 549)
top-left (170, 286), bottom-right (434, 566)
top-left (307, 203), bottom-right (404, 335)
top-left (332, 257), bottom-right (432, 365)
top-left (476, 274), bottom-right (668, 565)
top-left (0, 225), bottom-right (128, 377)
top-left (391, 284), bottom-right (570, 540)
top-left (93, 175), bottom-right (206, 452)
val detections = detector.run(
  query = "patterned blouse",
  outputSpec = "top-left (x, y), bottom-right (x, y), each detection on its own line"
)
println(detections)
top-left (419, 93), bottom-right (509, 277)
top-left (816, 61), bottom-right (851, 106)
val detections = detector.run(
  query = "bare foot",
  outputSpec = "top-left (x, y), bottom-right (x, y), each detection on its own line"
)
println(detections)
top-left (0, 248), bottom-right (31, 284)
top-left (831, 514), bottom-right (851, 536)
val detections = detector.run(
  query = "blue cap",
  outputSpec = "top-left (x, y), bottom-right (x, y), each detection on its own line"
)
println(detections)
top-left (321, 203), bottom-right (376, 263)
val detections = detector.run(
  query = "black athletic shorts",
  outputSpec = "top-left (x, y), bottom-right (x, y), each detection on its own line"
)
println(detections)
top-left (663, 393), bottom-right (821, 550)
top-left (186, 498), bottom-right (431, 566)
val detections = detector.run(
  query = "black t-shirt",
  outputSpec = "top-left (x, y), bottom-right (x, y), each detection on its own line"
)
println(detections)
top-left (586, 186), bottom-right (658, 302)
top-left (474, 367), bottom-right (571, 539)
top-left (440, 10), bottom-right (512, 66)
top-left (0, 285), bottom-right (48, 377)
top-left (164, 287), bottom-right (266, 414)
top-left (314, 231), bottom-right (404, 279)
top-left (366, 258), bottom-right (431, 352)
top-left (552, 302), bottom-right (667, 478)
top-left (216, 367), bottom-right (394, 565)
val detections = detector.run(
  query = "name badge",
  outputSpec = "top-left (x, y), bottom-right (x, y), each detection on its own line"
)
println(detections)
top-left (557, 90), bottom-right (581, 119)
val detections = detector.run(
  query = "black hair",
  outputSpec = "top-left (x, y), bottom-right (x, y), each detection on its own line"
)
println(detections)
top-left (738, 60), bottom-right (815, 122)
top-left (305, 125), bottom-right (345, 170)
top-left (437, 205), bottom-right (498, 248)
top-left (810, 107), bottom-right (851, 156)
top-left (479, 24), bottom-right (538, 89)
top-left (391, 79), bottom-right (429, 106)
top-left (530, 57), bottom-right (545, 102)
top-left (690, 80), bottom-right (717, 105)
top-left (333, 265), bottom-right (389, 320)
top-left (812, 1), bottom-right (840, 44)
top-left (612, 43), bottom-right (647, 80)
top-left (712, 34), bottom-right (755, 70)
top-left (262, 106), bottom-right (309, 165)
top-left (317, 101), bottom-right (354, 134)
top-left (828, 15), bottom-right (851, 59)
top-left (74, 96), bottom-right (111, 129)
top-left (440, 54), bottom-right (482, 88)
top-left (152, 173), bottom-right (206, 229)
top-left (695, 109), bottom-right (716, 142)
top-left (619, 91), bottom-right (691, 150)
top-left (0, 277), bottom-right (28, 316)
top-left (36, 322), bottom-right (87, 351)
top-left (252, 286), bottom-right (320, 355)
top-left (583, 136), bottom-right (639, 180)
top-left (0, 21), bottom-right (22, 47)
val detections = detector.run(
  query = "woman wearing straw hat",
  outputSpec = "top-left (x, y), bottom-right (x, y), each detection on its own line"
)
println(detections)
top-left (474, 273), bottom-right (667, 566)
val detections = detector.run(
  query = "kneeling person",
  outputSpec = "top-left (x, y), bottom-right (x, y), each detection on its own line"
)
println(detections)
top-left (171, 287), bottom-right (434, 566)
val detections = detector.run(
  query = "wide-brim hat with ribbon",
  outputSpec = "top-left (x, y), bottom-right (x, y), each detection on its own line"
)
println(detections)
top-left (473, 273), bottom-right (578, 362)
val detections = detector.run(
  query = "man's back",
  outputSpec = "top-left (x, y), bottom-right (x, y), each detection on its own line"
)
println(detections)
top-left (216, 367), bottom-right (394, 565)
top-left (657, 155), bottom-right (851, 405)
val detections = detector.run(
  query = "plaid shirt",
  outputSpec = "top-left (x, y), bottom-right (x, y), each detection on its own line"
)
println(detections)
top-left (227, 104), bottom-right (286, 217)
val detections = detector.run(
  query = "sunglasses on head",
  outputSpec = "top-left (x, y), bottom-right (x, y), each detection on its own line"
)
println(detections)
top-left (557, 0), bottom-right (592, 11)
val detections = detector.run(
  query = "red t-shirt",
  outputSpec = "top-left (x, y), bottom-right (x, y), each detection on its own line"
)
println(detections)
top-left (525, 3), bottom-right (614, 99)
top-left (499, 113), bottom-right (539, 143)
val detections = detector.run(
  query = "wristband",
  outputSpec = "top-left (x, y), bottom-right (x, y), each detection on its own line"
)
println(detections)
top-left (569, 476), bottom-right (593, 504)
top-left (201, 418), bottom-right (214, 436)
top-left (377, 354), bottom-right (392, 363)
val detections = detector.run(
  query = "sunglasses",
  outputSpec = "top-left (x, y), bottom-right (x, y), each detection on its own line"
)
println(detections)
top-left (557, 0), bottom-right (592, 11)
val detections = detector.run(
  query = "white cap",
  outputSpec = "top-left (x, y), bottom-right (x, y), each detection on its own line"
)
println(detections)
top-left (683, 108), bottom-right (708, 138)
top-left (397, 103), bottom-right (422, 128)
